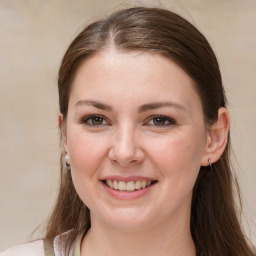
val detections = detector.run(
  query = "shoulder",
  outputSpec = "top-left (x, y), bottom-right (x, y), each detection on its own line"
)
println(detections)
top-left (0, 230), bottom-right (79, 256)
top-left (0, 240), bottom-right (45, 256)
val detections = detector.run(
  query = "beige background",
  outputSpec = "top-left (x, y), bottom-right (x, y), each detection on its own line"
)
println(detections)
top-left (0, 0), bottom-right (255, 251)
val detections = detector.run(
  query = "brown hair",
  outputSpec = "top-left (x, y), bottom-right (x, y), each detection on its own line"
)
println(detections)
top-left (45, 7), bottom-right (254, 255)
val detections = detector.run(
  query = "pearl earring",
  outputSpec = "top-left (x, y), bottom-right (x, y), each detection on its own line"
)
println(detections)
top-left (65, 154), bottom-right (71, 169)
top-left (208, 159), bottom-right (212, 168)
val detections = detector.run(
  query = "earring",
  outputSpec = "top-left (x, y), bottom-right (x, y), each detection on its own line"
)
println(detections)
top-left (65, 154), bottom-right (71, 169)
top-left (208, 159), bottom-right (212, 167)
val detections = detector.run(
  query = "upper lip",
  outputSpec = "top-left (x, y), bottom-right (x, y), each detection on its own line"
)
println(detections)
top-left (101, 175), bottom-right (156, 182)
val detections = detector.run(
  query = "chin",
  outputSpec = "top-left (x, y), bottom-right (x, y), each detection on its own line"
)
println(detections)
top-left (93, 207), bottom-right (157, 232)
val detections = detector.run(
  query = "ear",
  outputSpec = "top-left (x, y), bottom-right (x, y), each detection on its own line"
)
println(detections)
top-left (201, 107), bottom-right (230, 166)
top-left (59, 113), bottom-right (68, 152)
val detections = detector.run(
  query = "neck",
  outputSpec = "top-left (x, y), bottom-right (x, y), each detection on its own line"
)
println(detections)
top-left (81, 213), bottom-right (196, 256)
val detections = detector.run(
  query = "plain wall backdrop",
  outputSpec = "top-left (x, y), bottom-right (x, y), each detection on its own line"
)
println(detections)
top-left (0, 0), bottom-right (255, 250)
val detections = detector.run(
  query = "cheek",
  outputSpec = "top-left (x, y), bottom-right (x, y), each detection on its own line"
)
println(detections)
top-left (149, 133), bottom-right (203, 167)
top-left (67, 132), bottom-right (109, 176)
top-left (147, 131), bottom-right (205, 192)
top-left (66, 132), bottom-right (110, 207)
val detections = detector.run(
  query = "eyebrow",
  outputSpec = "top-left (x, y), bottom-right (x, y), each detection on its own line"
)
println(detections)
top-left (138, 101), bottom-right (186, 112)
top-left (75, 99), bottom-right (186, 112)
top-left (75, 100), bottom-right (113, 111)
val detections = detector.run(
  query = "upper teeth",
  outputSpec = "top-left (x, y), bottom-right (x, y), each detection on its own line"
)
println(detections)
top-left (106, 180), bottom-right (152, 191)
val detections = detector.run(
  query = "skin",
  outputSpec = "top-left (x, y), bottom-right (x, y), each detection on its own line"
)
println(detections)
top-left (61, 48), bottom-right (229, 256)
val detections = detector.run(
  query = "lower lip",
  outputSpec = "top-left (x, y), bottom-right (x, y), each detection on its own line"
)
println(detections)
top-left (102, 181), bottom-right (156, 200)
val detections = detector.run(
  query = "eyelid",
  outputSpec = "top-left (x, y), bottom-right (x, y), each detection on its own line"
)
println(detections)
top-left (144, 115), bottom-right (176, 126)
top-left (80, 114), bottom-right (110, 126)
top-left (80, 114), bottom-right (175, 127)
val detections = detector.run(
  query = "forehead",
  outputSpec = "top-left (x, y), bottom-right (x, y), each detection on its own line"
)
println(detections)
top-left (69, 49), bottom-right (202, 112)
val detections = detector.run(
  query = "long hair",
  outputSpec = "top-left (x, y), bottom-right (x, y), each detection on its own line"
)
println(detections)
top-left (45, 7), bottom-right (254, 255)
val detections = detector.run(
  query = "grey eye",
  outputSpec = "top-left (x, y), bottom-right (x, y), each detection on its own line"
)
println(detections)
top-left (90, 116), bottom-right (104, 125)
top-left (147, 116), bottom-right (175, 126)
top-left (152, 117), bottom-right (168, 126)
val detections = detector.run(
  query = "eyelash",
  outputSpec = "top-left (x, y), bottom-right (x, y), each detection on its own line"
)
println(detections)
top-left (80, 115), bottom-right (176, 127)
top-left (145, 115), bottom-right (176, 127)
top-left (81, 115), bottom-right (109, 127)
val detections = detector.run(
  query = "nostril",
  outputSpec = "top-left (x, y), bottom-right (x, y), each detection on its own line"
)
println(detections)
top-left (108, 145), bottom-right (145, 167)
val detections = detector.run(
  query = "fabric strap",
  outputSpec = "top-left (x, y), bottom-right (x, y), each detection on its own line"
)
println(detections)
top-left (43, 239), bottom-right (55, 256)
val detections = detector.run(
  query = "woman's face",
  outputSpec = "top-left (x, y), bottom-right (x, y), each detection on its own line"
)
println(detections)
top-left (64, 49), bottom-right (209, 232)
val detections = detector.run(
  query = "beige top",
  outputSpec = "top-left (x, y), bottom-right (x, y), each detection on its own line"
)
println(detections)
top-left (0, 232), bottom-right (82, 256)
top-left (74, 240), bottom-right (81, 256)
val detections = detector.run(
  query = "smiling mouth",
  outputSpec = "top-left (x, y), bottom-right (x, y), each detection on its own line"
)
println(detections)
top-left (103, 180), bottom-right (157, 192)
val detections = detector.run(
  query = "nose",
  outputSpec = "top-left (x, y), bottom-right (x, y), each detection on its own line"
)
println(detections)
top-left (108, 125), bottom-right (145, 167)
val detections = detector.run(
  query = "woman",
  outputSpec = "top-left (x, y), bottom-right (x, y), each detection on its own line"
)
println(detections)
top-left (1, 6), bottom-right (254, 256)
